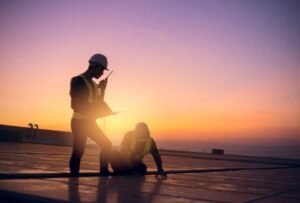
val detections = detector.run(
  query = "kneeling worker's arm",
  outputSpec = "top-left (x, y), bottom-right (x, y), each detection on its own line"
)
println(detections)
top-left (150, 140), bottom-right (164, 172)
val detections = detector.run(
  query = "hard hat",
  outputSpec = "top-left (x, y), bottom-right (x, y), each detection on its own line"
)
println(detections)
top-left (89, 53), bottom-right (108, 69)
top-left (133, 122), bottom-right (150, 140)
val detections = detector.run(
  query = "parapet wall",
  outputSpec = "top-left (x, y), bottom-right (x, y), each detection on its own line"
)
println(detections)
top-left (0, 124), bottom-right (72, 146)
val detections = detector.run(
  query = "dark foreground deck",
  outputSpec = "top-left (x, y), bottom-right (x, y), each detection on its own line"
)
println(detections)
top-left (0, 143), bottom-right (300, 203)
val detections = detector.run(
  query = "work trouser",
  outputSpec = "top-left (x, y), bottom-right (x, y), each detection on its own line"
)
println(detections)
top-left (131, 159), bottom-right (147, 173)
top-left (69, 118), bottom-right (112, 175)
top-left (110, 150), bottom-right (132, 174)
top-left (110, 150), bottom-right (147, 174)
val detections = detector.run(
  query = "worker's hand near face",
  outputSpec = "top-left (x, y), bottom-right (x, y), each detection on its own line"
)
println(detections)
top-left (99, 78), bottom-right (108, 92)
top-left (156, 168), bottom-right (167, 179)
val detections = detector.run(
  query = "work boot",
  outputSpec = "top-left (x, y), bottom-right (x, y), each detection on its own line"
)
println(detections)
top-left (69, 154), bottom-right (81, 176)
top-left (70, 171), bottom-right (79, 177)
top-left (99, 169), bottom-right (110, 176)
top-left (100, 150), bottom-right (110, 175)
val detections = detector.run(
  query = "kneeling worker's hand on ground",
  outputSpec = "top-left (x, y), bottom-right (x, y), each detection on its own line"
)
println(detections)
top-left (156, 168), bottom-right (167, 179)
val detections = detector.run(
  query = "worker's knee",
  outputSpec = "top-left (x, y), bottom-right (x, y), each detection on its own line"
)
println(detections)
top-left (108, 140), bottom-right (112, 148)
top-left (103, 139), bottom-right (112, 150)
top-left (72, 147), bottom-right (85, 159)
top-left (102, 141), bottom-right (112, 152)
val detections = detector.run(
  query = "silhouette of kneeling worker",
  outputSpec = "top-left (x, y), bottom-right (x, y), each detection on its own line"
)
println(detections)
top-left (110, 122), bottom-right (166, 177)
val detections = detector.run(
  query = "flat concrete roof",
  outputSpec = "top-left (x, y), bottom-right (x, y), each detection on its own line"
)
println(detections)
top-left (0, 142), bottom-right (300, 202)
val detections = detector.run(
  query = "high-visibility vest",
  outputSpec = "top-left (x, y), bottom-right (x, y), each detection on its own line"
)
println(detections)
top-left (128, 135), bottom-right (152, 161)
top-left (72, 75), bottom-right (99, 120)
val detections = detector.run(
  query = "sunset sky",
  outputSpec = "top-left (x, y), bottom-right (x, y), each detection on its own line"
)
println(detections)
top-left (0, 0), bottom-right (299, 147)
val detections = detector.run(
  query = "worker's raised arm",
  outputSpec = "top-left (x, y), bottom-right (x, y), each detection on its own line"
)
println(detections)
top-left (98, 71), bottom-right (113, 102)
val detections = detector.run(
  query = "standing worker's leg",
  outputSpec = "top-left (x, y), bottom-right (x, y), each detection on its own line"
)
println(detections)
top-left (69, 119), bottom-right (88, 176)
top-left (88, 121), bottom-right (112, 174)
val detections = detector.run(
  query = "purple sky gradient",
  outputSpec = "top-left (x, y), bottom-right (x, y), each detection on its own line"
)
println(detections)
top-left (0, 0), bottom-right (299, 149)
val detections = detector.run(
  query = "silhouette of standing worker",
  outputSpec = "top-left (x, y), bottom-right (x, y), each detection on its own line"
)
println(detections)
top-left (69, 53), bottom-right (113, 176)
